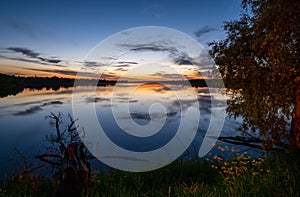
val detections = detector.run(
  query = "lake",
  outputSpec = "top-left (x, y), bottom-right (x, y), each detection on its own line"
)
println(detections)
top-left (0, 83), bottom-right (263, 179)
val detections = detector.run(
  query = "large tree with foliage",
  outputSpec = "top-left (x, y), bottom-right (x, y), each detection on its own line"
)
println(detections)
top-left (209, 0), bottom-right (300, 149)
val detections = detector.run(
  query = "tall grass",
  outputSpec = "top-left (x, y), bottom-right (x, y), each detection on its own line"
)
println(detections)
top-left (1, 152), bottom-right (299, 196)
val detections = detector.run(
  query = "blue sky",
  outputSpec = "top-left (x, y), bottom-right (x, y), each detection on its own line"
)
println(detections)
top-left (0, 0), bottom-right (242, 78)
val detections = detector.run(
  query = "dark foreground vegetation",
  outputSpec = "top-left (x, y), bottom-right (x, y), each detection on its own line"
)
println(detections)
top-left (1, 152), bottom-right (299, 197)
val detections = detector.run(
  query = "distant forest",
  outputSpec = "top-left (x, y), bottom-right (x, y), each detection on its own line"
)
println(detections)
top-left (0, 73), bottom-right (222, 97)
top-left (0, 73), bottom-right (116, 97)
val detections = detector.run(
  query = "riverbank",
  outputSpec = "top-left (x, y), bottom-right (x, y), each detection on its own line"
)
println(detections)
top-left (1, 152), bottom-right (299, 196)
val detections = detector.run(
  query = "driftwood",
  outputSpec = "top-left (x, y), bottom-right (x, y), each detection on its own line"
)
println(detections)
top-left (34, 113), bottom-right (94, 197)
top-left (56, 143), bottom-right (90, 197)
top-left (217, 135), bottom-right (288, 152)
top-left (218, 136), bottom-right (262, 149)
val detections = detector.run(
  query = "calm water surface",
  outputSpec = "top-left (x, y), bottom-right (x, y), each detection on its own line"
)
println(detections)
top-left (0, 84), bottom-right (262, 179)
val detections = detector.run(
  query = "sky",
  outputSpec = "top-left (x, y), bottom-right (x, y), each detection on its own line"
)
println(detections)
top-left (0, 0), bottom-right (242, 80)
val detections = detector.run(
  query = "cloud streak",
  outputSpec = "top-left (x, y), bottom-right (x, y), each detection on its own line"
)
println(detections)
top-left (6, 47), bottom-right (62, 64)
top-left (173, 55), bottom-right (194, 65)
top-left (7, 47), bottom-right (39, 58)
top-left (21, 67), bottom-right (117, 79)
top-left (38, 57), bottom-right (61, 64)
top-left (117, 43), bottom-right (203, 68)
top-left (118, 43), bottom-right (178, 54)
top-left (23, 67), bottom-right (79, 76)
top-left (0, 54), bottom-right (66, 68)
top-left (83, 61), bottom-right (107, 68)
top-left (117, 61), bottom-right (138, 65)
top-left (195, 26), bottom-right (217, 38)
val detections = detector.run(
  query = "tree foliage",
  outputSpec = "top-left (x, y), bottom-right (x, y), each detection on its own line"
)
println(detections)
top-left (209, 0), bottom-right (300, 147)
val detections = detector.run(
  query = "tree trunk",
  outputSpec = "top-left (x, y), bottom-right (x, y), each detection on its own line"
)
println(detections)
top-left (291, 77), bottom-right (300, 150)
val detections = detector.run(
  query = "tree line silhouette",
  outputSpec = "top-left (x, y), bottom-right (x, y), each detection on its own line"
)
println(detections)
top-left (0, 73), bottom-right (221, 98)
top-left (0, 73), bottom-right (116, 97)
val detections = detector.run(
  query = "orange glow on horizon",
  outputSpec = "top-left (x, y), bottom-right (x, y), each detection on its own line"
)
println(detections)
top-left (0, 58), bottom-right (206, 81)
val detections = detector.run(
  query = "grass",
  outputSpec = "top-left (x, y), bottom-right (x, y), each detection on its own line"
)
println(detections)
top-left (1, 152), bottom-right (299, 197)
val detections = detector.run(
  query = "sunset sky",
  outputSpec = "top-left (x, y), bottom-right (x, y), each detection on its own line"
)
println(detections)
top-left (0, 0), bottom-right (242, 80)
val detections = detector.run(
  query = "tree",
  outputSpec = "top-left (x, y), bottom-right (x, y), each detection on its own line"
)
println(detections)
top-left (209, 0), bottom-right (300, 149)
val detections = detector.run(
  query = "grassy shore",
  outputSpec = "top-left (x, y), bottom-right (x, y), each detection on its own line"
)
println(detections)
top-left (1, 152), bottom-right (299, 197)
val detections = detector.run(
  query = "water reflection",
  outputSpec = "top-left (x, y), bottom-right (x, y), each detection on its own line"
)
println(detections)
top-left (72, 83), bottom-right (199, 152)
top-left (0, 84), bottom-right (262, 178)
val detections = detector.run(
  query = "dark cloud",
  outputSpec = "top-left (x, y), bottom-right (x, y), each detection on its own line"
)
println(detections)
top-left (131, 46), bottom-right (162, 51)
top-left (118, 43), bottom-right (199, 67)
top-left (38, 57), bottom-right (61, 64)
top-left (118, 43), bottom-right (178, 54)
top-left (113, 64), bottom-right (131, 68)
top-left (175, 59), bottom-right (193, 65)
top-left (117, 61), bottom-right (138, 65)
top-left (7, 47), bottom-right (39, 58)
top-left (6, 47), bottom-right (62, 65)
top-left (84, 61), bottom-right (97, 67)
top-left (83, 61), bottom-right (106, 68)
top-left (117, 42), bottom-right (211, 71)
top-left (119, 43), bottom-right (193, 66)
top-left (115, 67), bottom-right (128, 71)
top-left (48, 59), bottom-right (61, 63)
top-left (2, 56), bottom-right (41, 64)
top-left (0, 54), bottom-right (66, 67)
top-left (195, 26), bottom-right (217, 38)
top-left (131, 46), bottom-right (175, 52)
top-left (173, 52), bottom-right (212, 69)
top-left (173, 55), bottom-right (194, 65)
top-left (82, 60), bottom-right (136, 68)
top-left (101, 56), bottom-right (117, 61)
